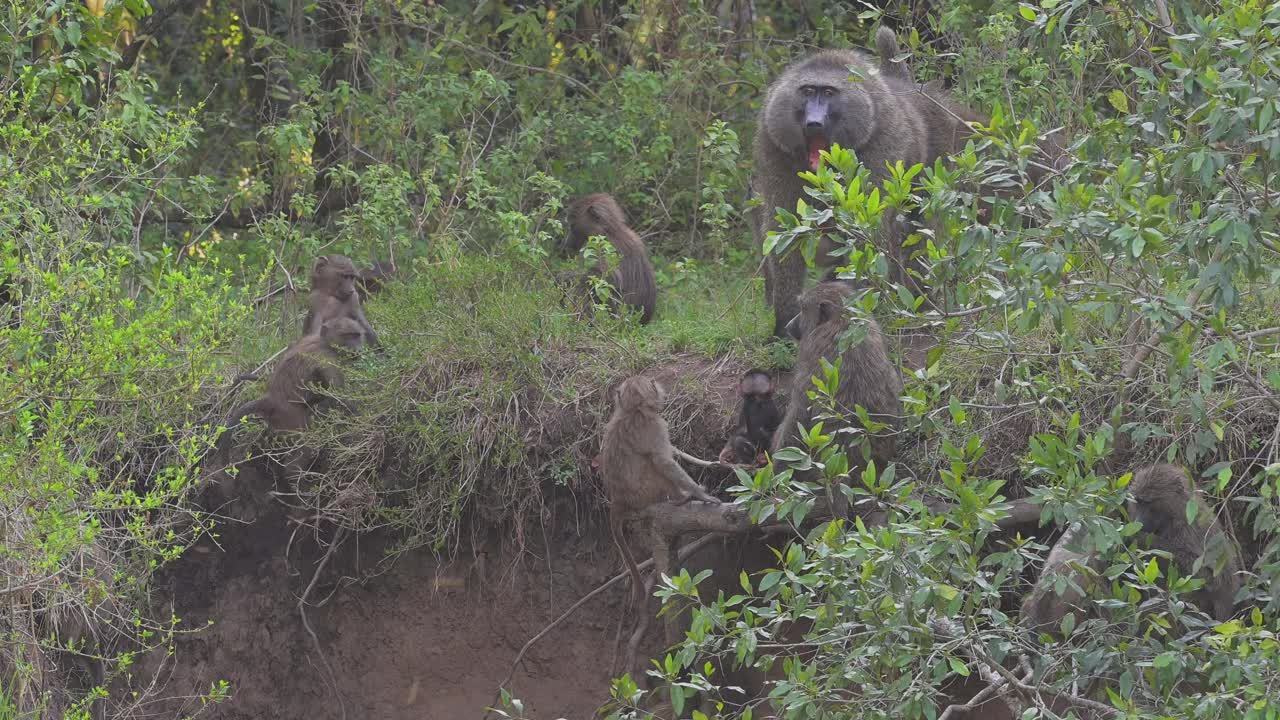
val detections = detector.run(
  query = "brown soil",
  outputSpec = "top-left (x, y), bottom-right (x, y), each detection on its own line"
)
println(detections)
top-left (140, 469), bottom-right (674, 720)
top-left (133, 357), bottom-right (766, 720)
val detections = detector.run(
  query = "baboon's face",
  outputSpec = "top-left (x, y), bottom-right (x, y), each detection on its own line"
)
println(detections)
top-left (317, 256), bottom-right (358, 301)
top-left (322, 317), bottom-right (366, 352)
top-left (740, 372), bottom-right (773, 399)
top-left (784, 71), bottom-right (869, 171)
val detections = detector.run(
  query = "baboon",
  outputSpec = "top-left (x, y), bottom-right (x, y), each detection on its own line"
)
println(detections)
top-left (753, 34), bottom-right (949, 335)
top-left (1020, 522), bottom-right (1104, 634)
top-left (564, 193), bottom-right (658, 324)
top-left (755, 31), bottom-right (1069, 336)
top-left (1128, 464), bottom-right (1242, 621)
top-left (357, 258), bottom-right (396, 296)
top-left (302, 254), bottom-right (378, 346)
top-left (599, 376), bottom-right (720, 610)
top-left (227, 315), bottom-right (367, 434)
top-left (772, 282), bottom-right (901, 514)
top-left (719, 369), bottom-right (781, 466)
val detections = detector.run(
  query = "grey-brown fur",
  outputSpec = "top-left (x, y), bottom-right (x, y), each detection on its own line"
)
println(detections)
top-left (754, 31), bottom-right (1069, 336)
top-left (1020, 522), bottom-right (1104, 634)
top-left (599, 375), bottom-right (720, 608)
top-left (228, 315), bottom-right (366, 434)
top-left (771, 282), bottom-right (901, 508)
top-left (564, 193), bottom-right (658, 324)
top-left (752, 36), bottom-right (957, 336)
top-left (1128, 464), bottom-right (1242, 621)
top-left (303, 254), bottom-right (379, 346)
top-left (357, 258), bottom-right (396, 296)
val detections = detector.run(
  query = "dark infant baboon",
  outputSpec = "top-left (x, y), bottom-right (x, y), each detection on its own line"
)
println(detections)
top-left (719, 369), bottom-right (782, 466)
top-left (600, 375), bottom-right (720, 608)
top-left (227, 315), bottom-right (367, 434)
top-left (564, 193), bottom-right (658, 324)
top-left (357, 258), bottom-right (396, 296)
top-left (772, 282), bottom-right (901, 514)
top-left (1020, 522), bottom-right (1104, 634)
top-left (1128, 464), bottom-right (1242, 621)
top-left (302, 254), bottom-right (379, 346)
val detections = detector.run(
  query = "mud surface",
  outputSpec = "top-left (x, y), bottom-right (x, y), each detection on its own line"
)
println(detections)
top-left (146, 482), bottom-right (646, 720)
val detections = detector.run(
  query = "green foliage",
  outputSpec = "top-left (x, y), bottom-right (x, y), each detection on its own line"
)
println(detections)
top-left (4, 0), bottom-right (1280, 716)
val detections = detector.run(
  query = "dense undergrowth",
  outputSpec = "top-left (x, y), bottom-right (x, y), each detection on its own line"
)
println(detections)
top-left (2, 0), bottom-right (1280, 718)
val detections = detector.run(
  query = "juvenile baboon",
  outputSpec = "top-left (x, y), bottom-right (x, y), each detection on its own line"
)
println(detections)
top-left (357, 258), bottom-right (396, 296)
top-left (599, 375), bottom-right (720, 609)
top-left (302, 254), bottom-right (378, 346)
top-left (227, 315), bottom-right (367, 434)
top-left (1128, 464), bottom-right (1242, 621)
top-left (719, 369), bottom-right (782, 466)
top-left (564, 193), bottom-right (658, 324)
top-left (1020, 522), bottom-right (1104, 634)
top-left (772, 282), bottom-right (901, 513)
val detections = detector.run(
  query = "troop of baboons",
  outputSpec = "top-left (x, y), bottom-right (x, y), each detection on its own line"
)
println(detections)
top-left (213, 25), bottom-right (1244, 715)
top-left (584, 27), bottom-right (1245, 715)
top-left (222, 254), bottom-right (378, 457)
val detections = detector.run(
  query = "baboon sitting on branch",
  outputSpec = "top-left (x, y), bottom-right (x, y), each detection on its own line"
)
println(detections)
top-left (599, 375), bottom-right (720, 611)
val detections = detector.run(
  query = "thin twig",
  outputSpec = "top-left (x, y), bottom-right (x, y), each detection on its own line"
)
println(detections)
top-left (485, 533), bottom-right (719, 718)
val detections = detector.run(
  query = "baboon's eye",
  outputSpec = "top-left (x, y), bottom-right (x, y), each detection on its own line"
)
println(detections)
top-left (822, 88), bottom-right (835, 98)
top-left (801, 86), bottom-right (815, 97)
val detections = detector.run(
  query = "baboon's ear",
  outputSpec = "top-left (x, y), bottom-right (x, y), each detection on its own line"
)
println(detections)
top-left (313, 256), bottom-right (330, 273)
top-left (818, 300), bottom-right (838, 325)
top-left (587, 203), bottom-right (604, 223)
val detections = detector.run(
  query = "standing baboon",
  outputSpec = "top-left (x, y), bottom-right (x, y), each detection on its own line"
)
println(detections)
top-left (773, 282), bottom-right (901, 513)
top-left (302, 254), bottom-right (379, 346)
top-left (755, 31), bottom-right (1069, 336)
top-left (753, 34), bottom-right (956, 335)
top-left (719, 369), bottom-right (782, 466)
top-left (227, 315), bottom-right (367, 434)
top-left (599, 376), bottom-right (720, 609)
top-left (1020, 522), bottom-right (1104, 634)
top-left (1128, 464), bottom-right (1242, 621)
top-left (564, 193), bottom-right (658, 324)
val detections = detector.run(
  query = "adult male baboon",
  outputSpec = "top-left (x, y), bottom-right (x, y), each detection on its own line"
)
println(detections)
top-left (753, 34), bottom-right (953, 335)
top-left (1020, 522), bottom-right (1104, 634)
top-left (599, 376), bottom-right (720, 609)
top-left (755, 31), bottom-right (1070, 336)
top-left (1128, 464), bottom-right (1242, 621)
top-left (564, 193), bottom-right (658, 324)
top-left (302, 254), bottom-right (378, 346)
top-left (227, 315), bottom-right (367, 434)
top-left (772, 282), bottom-right (901, 514)
top-left (719, 369), bottom-right (781, 466)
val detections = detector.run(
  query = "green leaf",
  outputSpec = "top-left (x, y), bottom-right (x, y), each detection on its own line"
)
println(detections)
top-left (1018, 5), bottom-right (1037, 21)
top-left (949, 657), bottom-right (970, 677)
top-left (1185, 499), bottom-right (1198, 526)
top-left (1142, 557), bottom-right (1161, 583)
top-left (1108, 89), bottom-right (1129, 113)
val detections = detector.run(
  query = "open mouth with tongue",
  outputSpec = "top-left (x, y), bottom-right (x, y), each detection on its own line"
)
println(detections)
top-left (807, 135), bottom-right (829, 171)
